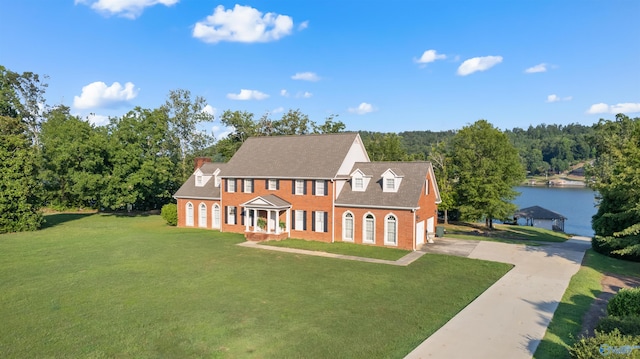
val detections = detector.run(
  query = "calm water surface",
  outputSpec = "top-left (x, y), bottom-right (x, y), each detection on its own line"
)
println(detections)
top-left (512, 186), bottom-right (598, 237)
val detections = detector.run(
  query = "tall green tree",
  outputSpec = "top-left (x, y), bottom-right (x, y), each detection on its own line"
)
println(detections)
top-left (451, 120), bottom-right (525, 228)
top-left (40, 106), bottom-right (108, 209)
top-left (162, 89), bottom-right (213, 182)
top-left (587, 114), bottom-right (640, 260)
top-left (0, 116), bottom-right (43, 232)
top-left (0, 66), bottom-right (44, 233)
top-left (102, 107), bottom-right (179, 211)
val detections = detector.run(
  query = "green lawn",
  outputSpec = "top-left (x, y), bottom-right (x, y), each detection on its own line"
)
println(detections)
top-left (534, 249), bottom-right (640, 359)
top-left (260, 238), bottom-right (411, 261)
top-left (0, 214), bottom-right (511, 358)
top-left (444, 222), bottom-right (569, 244)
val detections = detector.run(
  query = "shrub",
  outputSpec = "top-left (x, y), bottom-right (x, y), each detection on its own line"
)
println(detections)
top-left (596, 315), bottom-right (640, 336)
top-left (608, 287), bottom-right (640, 317)
top-left (569, 329), bottom-right (640, 359)
top-left (161, 203), bottom-right (177, 226)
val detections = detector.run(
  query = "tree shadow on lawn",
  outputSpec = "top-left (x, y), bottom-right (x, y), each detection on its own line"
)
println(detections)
top-left (524, 290), bottom-right (601, 358)
top-left (42, 213), bottom-right (95, 229)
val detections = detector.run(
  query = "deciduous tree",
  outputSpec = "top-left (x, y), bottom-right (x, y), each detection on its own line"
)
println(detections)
top-left (587, 114), bottom-right (640, 261)
top-left (451, 120), bottom-right (525, 228)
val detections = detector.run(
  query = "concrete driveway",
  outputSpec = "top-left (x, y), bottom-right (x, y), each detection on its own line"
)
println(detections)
top-left (405, 236), bottom-right (592, 359)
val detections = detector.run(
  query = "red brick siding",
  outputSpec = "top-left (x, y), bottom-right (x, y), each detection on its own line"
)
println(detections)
top-left (176, 198), bottom-right (221, 229)
top-left (334, 207), bottom-right (415, 250)
top-left (221, 178), bottom-right (334, 242)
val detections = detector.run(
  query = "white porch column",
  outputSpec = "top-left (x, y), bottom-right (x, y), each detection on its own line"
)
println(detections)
top-left (268, 210), bottom-right (274, 233)
top-left (275, 210), bottom-right (280, 234)
top-left (244, 208), bottom-right (249, 232)
top-left (252, 209), bottom-right (258, 232)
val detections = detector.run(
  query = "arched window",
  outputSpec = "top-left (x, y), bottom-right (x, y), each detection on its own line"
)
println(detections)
top-left (385, 214), bottom-right (397, 245)
top-left (199, 203), bottom-right (207, 228)
top-left (186, 202), bottom-right (194, 226)
top-left (343, 212), bottom-right (354, 241)
top-left (212, 204), bottom-right (221, 229)
top-left (363, 213), bottom-right (375, 244)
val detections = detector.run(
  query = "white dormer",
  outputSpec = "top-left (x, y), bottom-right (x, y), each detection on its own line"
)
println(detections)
top-left (350, 168), bottom-right (373, 192)
top-left (194, 168), bottom-right (214, 187)
top-left (381, 168), bottom-right (404, 193)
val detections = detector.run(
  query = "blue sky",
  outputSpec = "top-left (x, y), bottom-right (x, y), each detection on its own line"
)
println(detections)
top-left (1, 1), bottom-right (638, 138)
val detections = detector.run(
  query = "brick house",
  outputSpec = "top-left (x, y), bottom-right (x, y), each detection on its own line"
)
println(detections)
top-left (173, 133), bottom-right (441, 250)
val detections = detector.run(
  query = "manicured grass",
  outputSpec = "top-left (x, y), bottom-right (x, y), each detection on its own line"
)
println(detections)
top-left (260, 238), bottom-right (411, 261)
top-left (444, 222), bottom-right (569, 243)
top-left (534, 249), bottom-right (640, 359)
top-left (0, 214), bottom-right (511, 358)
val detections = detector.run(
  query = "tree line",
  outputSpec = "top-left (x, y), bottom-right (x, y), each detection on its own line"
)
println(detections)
top-left (2, 66), bottom-right (637, 261)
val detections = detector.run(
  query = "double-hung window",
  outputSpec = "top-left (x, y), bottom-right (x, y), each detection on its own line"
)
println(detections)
top-left (268, 179), bottom-right (277, 190)
top-left (227, 179), bottom-right (236, 192)
top-left (244, 179), bottom-right (253, 193)
top-left (315, 180), bottom-right (325, 196)
top-left (295, 180), bottom-right (305, 195)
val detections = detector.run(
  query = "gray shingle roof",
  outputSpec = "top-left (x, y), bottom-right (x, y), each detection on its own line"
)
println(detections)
top-left (515, 206), bottom-right (567, 220)
top-left (336, 162), bottom-right (432, 209)
top-left (222, 133), bottom-right (361, 179)
top-left (173, 163), bottom-right (225, 199)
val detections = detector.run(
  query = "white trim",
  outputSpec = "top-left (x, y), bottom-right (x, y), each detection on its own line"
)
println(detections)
top-left (174, 196), bottom-right (220, 200)
top-left (186, 202), bottom-right (194, 227)
top-left (363, 212), bottom-right (375, 244)
top-left (342, 211), bottom-right (354, 241)
top-left (384, 213), bottom-right (398, 246)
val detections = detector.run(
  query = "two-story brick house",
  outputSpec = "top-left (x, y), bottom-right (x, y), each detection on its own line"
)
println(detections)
top-left (173, 133), bottom-right (441, 250)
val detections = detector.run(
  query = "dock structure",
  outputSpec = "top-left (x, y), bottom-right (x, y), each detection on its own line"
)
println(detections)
top-left (515, 205), bottom-right (567, 232)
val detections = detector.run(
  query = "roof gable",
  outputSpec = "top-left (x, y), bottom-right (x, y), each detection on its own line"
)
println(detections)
top-left (336, 161), bottom-right (434, 208)
top-left (222, 133), bottom-right (365, 179)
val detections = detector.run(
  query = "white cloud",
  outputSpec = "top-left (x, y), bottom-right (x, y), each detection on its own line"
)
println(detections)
top-left (291, 72), bottom-right (320, 81)
top-left (226, 89), bottom-right (269, 100)
top-left (75, 0), bottom-right (178, 19)
top-left (298, 21), bottom-right (309, 30)
top-left (587, 102), bottom-right (640, 114)
top-left (272, 107), bottom-right (284, 114)
top-left (193, 4), bottom-right (294, 44)
top-left (525, 63), bottom-right (548, 73)
top-left (86, 113), bottom-right (110, 126)
top-left (73, 81), bottom-right (138, 109)
top-left (280, 89), bottom-right (289, 97)
top-left (348, 102), bottom-right (375, 115)
top-left (202, 104), bottom-right (217, 117)
top-left (297, 91), bottom-right (312, 98)
top-left (415, 49), bottom-right (446, 64)
top-left (546, 94), bottom-right (572, 103)
top-left (457, 56), bottom-right (503, 76)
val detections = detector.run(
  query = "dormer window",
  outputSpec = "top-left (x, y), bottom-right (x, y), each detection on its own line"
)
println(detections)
top-left (354, 177), bottom-right (363, 190)
top-left (381, 168), bottom-right (403, 193)
top-left (350, 168), bottom-right (372, 192)
top-left (196, 175), bottom-right (203, 186)
top-left (386, 178), bottom-right (394, 190)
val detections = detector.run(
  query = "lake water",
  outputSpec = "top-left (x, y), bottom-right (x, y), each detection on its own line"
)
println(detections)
top-left (512, 186), bottom-right (598, 237)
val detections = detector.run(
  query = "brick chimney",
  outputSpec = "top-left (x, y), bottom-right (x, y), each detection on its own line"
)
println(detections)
top-left (194, 157), bottom-right (212, 170)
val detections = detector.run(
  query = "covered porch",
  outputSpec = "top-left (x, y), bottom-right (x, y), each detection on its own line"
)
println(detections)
top-left (241, 195), bottom-right (291, 241)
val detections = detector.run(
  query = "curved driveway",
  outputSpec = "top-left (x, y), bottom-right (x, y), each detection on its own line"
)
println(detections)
top-left (405, 236), bottom-right (592, 359)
